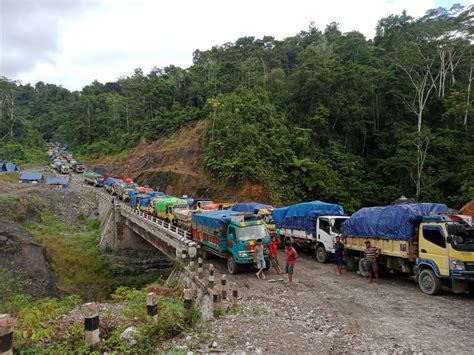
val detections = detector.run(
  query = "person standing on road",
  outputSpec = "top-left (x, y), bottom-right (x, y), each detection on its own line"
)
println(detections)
top-left (269, 235), bottom-right (283, 275)
top-left (334, 236), bottom-right (345, 276)
top-left (255, 238), bottom-right (266, 279)
top-left (285, 241), bottom-right (298, 285)
top-left (363, 240), bottom-right (380, 284)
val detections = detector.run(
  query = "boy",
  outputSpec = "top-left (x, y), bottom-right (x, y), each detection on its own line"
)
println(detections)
top-left (269, 236), bottom-right (283, 275)
top-left (334, 236), bottom-right (344, 275)
top-left (255, 238), bottom-right (266, 279)
top-left (284, 241), bottom-right (298, 284)
top-left (363, 240), bottom-right (380, 284)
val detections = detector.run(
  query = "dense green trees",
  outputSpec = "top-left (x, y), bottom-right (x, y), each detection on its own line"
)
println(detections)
top-left (1, 5), bottom-right (472, 209)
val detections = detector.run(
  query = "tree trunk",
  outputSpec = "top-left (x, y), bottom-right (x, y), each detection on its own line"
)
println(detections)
top-left (465, 61), bottom-right (472, 127)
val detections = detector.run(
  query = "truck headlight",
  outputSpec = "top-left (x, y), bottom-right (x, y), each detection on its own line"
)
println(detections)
top-left (450, 259), bottom-right (465, 271)
top-left (238, 251), bottom-right (247, 258)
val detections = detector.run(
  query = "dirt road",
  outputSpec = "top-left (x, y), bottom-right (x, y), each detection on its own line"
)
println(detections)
top-left (166, 253), bottom-right (474, 353)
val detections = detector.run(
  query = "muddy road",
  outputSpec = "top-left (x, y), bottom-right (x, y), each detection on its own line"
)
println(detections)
top-left (170, 253), bottom-right (474, 353)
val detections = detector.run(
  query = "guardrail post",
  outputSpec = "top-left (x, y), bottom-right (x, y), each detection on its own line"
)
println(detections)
top-left (83, 302), bottom-right (100, 351)
top-left (146, 292), bottom-right (158, 322)
top-left (231, 283), bottom-right (239, 311)
top-left (221, 274), bottom-right (227, 300)
top-left (188, 246), bottom-right (197, 272)
top-left (198, 257), bottom-right (203, 278)
top-left (208, 264), bottom-right (215, 288)
top-left (0, 314), bottom-right (15, 355)
top-left (212, 286), bottom-right (221, 318)
top-left (181, 249), bottom-right (187, 266)
top-left (183, 288), bottom-right (193, 310)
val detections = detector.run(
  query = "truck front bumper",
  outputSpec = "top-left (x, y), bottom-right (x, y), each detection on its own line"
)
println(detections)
top-left (451, 270), bottom-right (474, 279)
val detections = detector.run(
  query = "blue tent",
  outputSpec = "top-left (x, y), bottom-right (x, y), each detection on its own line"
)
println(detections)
top-left (46, 177), bottom-right (69, 186)
top-left (20, 172), bottom-right (43, 182)
top-left (1, 161), bottom-right (19, 172)
top-left (232, 202), bottom-right (272, 214)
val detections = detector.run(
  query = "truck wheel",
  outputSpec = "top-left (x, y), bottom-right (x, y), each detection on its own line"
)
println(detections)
top-left (358, 259), bottom-right (369, 278)
top-left (345, 252), bottom-right (357, 272)
top-left (418, 269), bottom-right (442, 295)
top-left (315, 246), bottom-right (329, 263)
top-left (227, 255), bottom-right (240, 275)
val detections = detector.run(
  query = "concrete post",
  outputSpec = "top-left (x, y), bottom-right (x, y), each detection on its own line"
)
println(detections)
top-left (188, 246), bottom-right (197, 272)
top-left (146, 292), bottom-right (158, 322)
top-left (0, 314), bottom-right (15, 355)
top-left (232, 283), bottom-right (239, 310)
top-left (212, 286), bottom-right (221, 318)
top-left (197, 257), bottom-right (203, 278)
top-left (83, 303), bottom-right (100, 351)
top-left (183, 288), bottom-right (193, 310)
top-left (181, 249), bottom-right (187, 265)
top-left (221, 274), bottom-right (227, 300)
top-left (208, 264), bottom-right (215, 288)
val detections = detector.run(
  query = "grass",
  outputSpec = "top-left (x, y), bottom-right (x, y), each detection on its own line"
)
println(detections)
top-left (0, 194), bottom-right (20, 202)
top-left (24, 211), bottom-right (161, 300)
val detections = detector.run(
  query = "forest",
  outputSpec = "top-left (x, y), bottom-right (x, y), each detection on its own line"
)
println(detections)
top-left (0, 5), bottom-right (473, 210)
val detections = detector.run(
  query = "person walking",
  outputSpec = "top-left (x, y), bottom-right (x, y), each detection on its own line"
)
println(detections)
top-left (334, 236), bottom-right (345, 275)
top-left (363, 240), bottom-right (380, 284)
top-left (269, 236), bottom-right (283, 275)
top-left (284, 241), bottom-right (298, 285)
top-left (255, 238), bottom-right (266, 279)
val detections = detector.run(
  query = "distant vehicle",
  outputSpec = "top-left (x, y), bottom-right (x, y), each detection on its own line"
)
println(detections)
top-left (154, 197), bottom-right (189, 224)
top-left (342, 204), bottom-right (474, 295)
top-left (232, 202), bottom-right (276, 236)
top-left (84, 172), bottom-right (104, 187)
top-left (74, 163), bottom-right (84, 173)
top-left (60, 164), bottom-right (70, 174)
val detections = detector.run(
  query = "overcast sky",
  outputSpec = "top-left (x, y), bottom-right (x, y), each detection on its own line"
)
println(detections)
top-left (0, 0), bottom-right (466, 91)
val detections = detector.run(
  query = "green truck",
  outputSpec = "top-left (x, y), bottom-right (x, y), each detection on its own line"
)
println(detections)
top-left (84, 172), bottom-right (104, 187)
top-left (191, 210), bottom-right (271, 274)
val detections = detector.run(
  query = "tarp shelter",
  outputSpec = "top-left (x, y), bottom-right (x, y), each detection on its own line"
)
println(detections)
top-left (46, 177), bottom-right (69, 187)
top-left (1, 161), bottom-right (19, 172)
top-left (20, 172), bottom-right (43, 183)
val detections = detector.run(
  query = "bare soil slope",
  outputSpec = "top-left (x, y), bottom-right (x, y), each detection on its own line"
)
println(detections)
top-left (98, 120), bottom-right (270, 203)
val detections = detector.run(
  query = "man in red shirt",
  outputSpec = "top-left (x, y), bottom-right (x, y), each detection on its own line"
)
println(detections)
top-left (269, 236), bottom-right (283, 275)
top-left (285, 241), bottom-right (298, 284)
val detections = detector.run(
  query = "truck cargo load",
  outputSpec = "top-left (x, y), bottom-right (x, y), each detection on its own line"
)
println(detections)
top-left (232, 202), bottom-right (272, 214)
top-left (341, 203), bottom-right (448, 241)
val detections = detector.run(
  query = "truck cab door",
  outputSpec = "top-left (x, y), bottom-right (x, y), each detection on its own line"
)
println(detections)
top-left (227, 226), bottom-right (237, 253)
top-left (419, 225), bottom-right (449, 277)
top-left (317, 218), bottom-right (333, 251)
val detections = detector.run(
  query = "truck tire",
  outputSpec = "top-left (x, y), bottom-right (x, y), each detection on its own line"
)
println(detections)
top-left (418, 269), bottom-right (443, 295)
top-left (315, 246), bottom-right (329, 263)
top-left (227, 255), bottom-right (240, 275)
top-left (358, 259), bottom-right (369, 278)
top-left (345, 252), bottom-right (357, 272)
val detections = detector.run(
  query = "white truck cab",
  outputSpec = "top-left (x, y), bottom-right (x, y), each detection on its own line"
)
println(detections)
top-left (279, 215), bottom-right (349, 263)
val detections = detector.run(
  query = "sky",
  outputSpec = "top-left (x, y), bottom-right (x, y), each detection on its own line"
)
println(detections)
top-left (0, 0), bottom-right (467, 91)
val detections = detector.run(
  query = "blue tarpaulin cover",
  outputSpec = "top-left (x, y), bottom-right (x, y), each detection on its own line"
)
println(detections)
top-left (192, 210), bottom-right (243, 229)
top-left (272, 201), bottom-right (346, 236)
top-left (130, 194), bottom-right (149, 207)
top-left (20, 172), bottom-right (43, 181)
top-left (140, 197), bottom-right (151, 206)
top-left (47, 177), bottom-right (68, 185)
top-left (104, 177), bottom-right (117, 186)
top-left (232, 202), bottom-right (272, 213)
top-left (341, 203), bottom-right (449, 240)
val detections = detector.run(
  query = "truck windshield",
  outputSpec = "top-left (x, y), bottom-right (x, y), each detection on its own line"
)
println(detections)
top-left (448, 225), bottom-right (474, 252)
top-left (237, 224), bottom-right (267, 241)
top-left (331, 217), bottom-right (349, 234)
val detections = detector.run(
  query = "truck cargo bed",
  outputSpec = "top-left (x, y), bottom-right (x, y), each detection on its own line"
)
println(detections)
top-left (344, 236), bottom-right (418, 260)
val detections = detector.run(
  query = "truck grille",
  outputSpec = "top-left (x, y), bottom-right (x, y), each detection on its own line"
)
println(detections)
top-left (465, 263), bottom-right (474, 271)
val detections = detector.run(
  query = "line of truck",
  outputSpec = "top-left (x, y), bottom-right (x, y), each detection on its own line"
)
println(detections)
top-left (47, 143), bottom-right (84, 174)
top-left (80, 168), bottom-right (473, 295)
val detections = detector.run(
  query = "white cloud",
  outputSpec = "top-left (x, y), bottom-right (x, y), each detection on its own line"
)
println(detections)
top-left (12, 0), bottom-right (458, 90)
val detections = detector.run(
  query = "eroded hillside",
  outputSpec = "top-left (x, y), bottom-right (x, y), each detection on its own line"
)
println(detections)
top-left (97, 120), bottom-right (271, 203)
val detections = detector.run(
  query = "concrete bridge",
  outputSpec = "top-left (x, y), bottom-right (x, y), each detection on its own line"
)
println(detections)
top-left (96, 191), bottom-right (197, 261)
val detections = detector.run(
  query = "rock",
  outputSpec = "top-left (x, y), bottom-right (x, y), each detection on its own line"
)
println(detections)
top-left (212, 341), bottom-right (218, 348)
top-left (185, 335), bottom-right (193, 342)
top-left (121, 326), bottom-right (139, 345)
